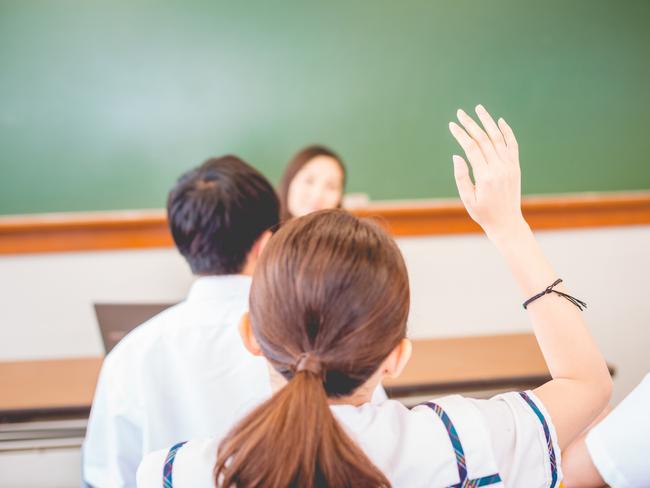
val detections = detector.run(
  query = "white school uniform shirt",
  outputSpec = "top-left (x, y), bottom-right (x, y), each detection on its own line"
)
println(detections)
top-left (83, 275), bottom-right (272, 488)
top-left (586, 373), bottom-right (650, 488)
top-left (137, 390), bottom-right (562, 488)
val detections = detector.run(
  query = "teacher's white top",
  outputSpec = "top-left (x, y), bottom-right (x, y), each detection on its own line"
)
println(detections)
top-left (137, 390), bottom-right (562, 488)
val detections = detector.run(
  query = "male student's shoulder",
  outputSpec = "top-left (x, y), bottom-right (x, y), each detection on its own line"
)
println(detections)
top-left (107, 301), bottom-right (189, 364)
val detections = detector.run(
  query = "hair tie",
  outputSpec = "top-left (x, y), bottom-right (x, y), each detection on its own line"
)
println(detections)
top-left (522, 278), bottom-right (587, 311)
top-left (294, 352), bottom-right (323, 377)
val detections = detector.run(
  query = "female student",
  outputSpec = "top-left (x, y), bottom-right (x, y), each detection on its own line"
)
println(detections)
top-left (137, 106), bottom-right (612, 487)
top-left (278, 145), bottom-right (346, 221)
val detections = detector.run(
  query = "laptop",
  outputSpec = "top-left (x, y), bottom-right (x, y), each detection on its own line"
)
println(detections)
top-left (94, 303), bottom-right (175, 353)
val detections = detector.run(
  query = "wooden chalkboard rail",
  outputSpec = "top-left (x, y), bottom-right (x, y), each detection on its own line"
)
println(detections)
top-left (0, 192), bottom-right (649, 255)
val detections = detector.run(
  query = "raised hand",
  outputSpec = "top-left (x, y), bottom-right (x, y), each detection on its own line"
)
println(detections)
top-left (449, 105), bottom-right (612, 450)
top-left (448, 105), bottom-right (525, 240)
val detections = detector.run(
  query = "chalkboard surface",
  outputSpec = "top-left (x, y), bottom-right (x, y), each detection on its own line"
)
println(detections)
top-left (1, 1), bottom-right (649, 215)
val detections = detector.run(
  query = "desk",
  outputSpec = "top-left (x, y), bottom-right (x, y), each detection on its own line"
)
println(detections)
top-left (0, 357), bottom-right (102, 421)
top-left (0, 333), bottom-right (563, 421)
top-left (383, 333), bottom-right (550, 397)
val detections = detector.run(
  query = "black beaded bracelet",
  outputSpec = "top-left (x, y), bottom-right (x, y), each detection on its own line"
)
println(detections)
top-left (522, 279), bottom-right (587, 311)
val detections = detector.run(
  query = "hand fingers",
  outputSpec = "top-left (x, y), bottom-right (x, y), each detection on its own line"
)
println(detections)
top-left (456, 109), bottom-right (499, 164)
top-left (475, 105), bottom-right (508, 162)
top-left (449, 122), bottom-right (487, 178)
top-left (498, 117), bottom-right (519, 161)
top-left (452, 155), bottom-right (476, 210)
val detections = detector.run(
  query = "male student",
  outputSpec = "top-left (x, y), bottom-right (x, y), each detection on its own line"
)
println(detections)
top-left (82, 156), bottom-right (280, 488)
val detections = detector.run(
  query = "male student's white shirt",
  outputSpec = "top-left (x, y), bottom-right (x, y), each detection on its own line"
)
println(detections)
top-left (586, 373), bottom-right (650, 488)
top-left (137, 391), bottom-right (562, 488)
top-left (83, 275), bottom-right (271, 488)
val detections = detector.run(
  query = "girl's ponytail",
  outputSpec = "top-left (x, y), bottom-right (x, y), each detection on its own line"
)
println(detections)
top-left (215, 210), bottom-right (410, 488)
top-left (214, 363), bottom-right (390, 487)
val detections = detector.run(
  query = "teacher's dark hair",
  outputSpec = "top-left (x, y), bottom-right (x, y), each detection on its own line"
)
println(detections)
top-left (167, 155), bottom-right (279, 275)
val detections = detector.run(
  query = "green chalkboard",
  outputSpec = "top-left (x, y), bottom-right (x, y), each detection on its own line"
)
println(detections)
top-left (1, 1), bottom-right (649, 215)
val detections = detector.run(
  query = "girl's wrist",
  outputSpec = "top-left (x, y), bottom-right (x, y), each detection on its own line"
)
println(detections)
top-left (487, 220), bottom-right (557, 296)
top-left (485, 217), bottom-right (532, 249)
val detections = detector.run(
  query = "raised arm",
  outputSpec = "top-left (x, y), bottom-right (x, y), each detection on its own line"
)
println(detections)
top-left (448, 105), bottom-right (612, 448)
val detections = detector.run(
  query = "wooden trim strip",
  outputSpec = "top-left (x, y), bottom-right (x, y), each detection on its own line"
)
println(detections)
top-left (0, 210), bottom-right (170, 255)
top-left (357, 191), bottom-right (650, 236)
top-left (1, 192), bottom-right (649, 255)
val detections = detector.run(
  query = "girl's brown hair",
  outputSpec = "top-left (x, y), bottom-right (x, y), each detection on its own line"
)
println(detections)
top-left (278, 145), bottom-right (346, 221)
top-left (214, 209), bottom-right (410, 488)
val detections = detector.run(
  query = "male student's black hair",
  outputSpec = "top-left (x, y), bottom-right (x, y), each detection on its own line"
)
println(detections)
top-left (167, 155), bottom-right (280, 275)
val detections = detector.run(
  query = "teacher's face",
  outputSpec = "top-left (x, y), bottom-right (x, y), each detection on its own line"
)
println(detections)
top-left (287, 156), bottom-right (344, 218)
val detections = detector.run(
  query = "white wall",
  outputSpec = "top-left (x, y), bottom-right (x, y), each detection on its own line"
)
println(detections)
top-left (0, 447), bottom-right (81, 488)
top-left (0, 248), bottom-right (193, 360)
top-left (402, 225), bottom-right (650, 404)
top-left (1, 225), bottom-right (648, 403)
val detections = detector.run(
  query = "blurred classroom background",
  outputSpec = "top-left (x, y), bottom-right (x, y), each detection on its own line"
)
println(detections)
top-left (1, 1), bottom-right (649, 486)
